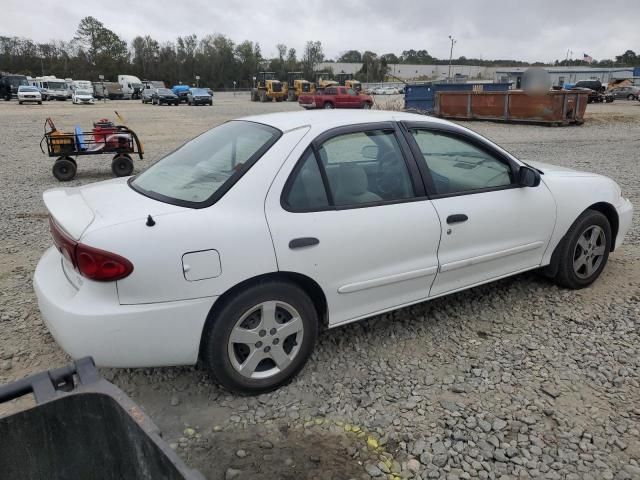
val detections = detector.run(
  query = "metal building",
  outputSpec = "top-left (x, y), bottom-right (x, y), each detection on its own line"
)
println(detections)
top-left (494, 67), bottom-right (635, 88)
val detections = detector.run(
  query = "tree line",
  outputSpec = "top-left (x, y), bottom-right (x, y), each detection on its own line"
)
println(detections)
top-left (1, 17), bottom-right (637, 88)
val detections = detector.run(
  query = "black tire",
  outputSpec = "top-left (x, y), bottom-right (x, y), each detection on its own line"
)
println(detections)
top-left (201, 280), bottom-right (318, 394)
top-left (259, 91), bottom-right (268, 103)
top-left (38, 101), bottom-right (42, 105)
top-left (627, 94), bottom-right (635, 101)
top-left (19, 101), bottom-right (23, 105)
top-left (209, 101), bottom-right (213, 106)
top-left (324, 102), bottom-right (334, 109)
top-left (52, 158), bottom-right (77, 181)
top-left (363, 102), bottom-right (372, 109)
top-left (111, 154), bottom-right (134, 177)
top-left (552, 209), bottom-right (611, 289)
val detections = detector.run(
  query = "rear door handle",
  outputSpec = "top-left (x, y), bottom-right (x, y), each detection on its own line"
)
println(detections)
top-left (289, 237), bottom-right (320, 249)
top-left (446, 214), bottom-right (468, 224)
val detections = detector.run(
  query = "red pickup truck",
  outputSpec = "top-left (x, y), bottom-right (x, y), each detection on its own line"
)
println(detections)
top-left (298, 86), bottom-right (373, 110)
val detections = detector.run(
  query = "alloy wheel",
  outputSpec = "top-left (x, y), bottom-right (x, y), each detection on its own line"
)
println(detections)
top-left (227, 301), bottom-right (304, 379)
top-left (573, 225), bottom-right (606, 279)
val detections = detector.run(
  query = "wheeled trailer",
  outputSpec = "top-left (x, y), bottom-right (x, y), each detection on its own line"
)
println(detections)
top-left (40, 117), bottom-right (144, 181)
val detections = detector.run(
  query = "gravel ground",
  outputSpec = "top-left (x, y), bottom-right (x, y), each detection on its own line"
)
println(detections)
top-left (0, 94), bottom-right (638, 480)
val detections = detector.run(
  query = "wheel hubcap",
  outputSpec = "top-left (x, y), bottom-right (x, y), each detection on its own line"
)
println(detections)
top-left (227, 301), bottom-right (304, 379)
top-left (573, 225), bottom-right (606, 279)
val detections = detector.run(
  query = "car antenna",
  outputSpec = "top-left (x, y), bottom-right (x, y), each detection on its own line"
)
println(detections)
top-left (146, 215), bottom-right (156, 227)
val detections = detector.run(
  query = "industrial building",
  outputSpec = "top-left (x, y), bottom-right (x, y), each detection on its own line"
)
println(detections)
top-left (494, 66), bottom-right (636, 88)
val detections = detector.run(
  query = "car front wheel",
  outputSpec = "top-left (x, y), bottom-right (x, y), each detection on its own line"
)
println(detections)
top-left (552, 210), bottom-right (611, 289)
top-left (201, 281), bottom-right (318, 394)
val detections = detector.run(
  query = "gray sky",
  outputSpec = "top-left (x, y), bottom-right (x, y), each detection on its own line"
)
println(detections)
top-left (2, 0), bottom-right (638, 62)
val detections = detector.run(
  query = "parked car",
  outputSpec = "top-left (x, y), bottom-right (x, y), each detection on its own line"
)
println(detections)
top-left (609, 86), bottom-right (640, 100)
top-left (372, 86), bottom-right (398, 95)
top-left (570, 80), bottom-right (614, 103)
top-left (141, 88), bottom-right (155, 104)
top-left (172, 85), bottom-right (191, 104)
top-left (34, 111), bottom-right (633, 394)
top-left (141, 80), bottom-right (165, 103)
top-left (72, 88), bottom-right (95, 105)
top-left (187, 88), bottom-right (213, 106)
top-left (17, 85), bottom-right (42, 104)
top-left (152, 88), bottom-right (179, 105)
top-left (298, 86), bottom-right (373, 109)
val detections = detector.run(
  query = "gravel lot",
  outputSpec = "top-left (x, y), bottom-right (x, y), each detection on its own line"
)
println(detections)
top-left (0, 93), bottom-right (638, 480)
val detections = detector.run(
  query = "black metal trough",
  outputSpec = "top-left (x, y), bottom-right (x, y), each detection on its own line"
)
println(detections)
top-left (0, 357), bottom-right (205, 480)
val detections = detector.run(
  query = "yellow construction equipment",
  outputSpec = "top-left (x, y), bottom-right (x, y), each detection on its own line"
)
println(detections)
top-left (251, 72), bottom-right (285, 102)
top-left (315, 73), bottom-right (338, 90)
top-left (337, 73), bottom-right (362, 92)
top-left (285, 72), bottom-right (315, 101)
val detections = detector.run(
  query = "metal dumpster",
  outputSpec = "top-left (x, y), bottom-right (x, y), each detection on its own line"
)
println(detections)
top-left (0, 357), bottom-right (205, 480)
top-left (435, 89), bottom-right (589, 125)
top-left (404, 82), bottom-right (511, 113)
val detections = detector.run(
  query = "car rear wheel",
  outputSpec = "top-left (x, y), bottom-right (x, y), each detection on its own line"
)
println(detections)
top-left (324, 102), bottom-right (334, 109)
top-left (363, 102), bottom-right (372, 109)
top-left (201, 280), bottom-right (318, 394)
top-left (552, 210), bottom-right (611, 289)
top-left (52, 157), bottom-right (77, 181)
top-left (627, 94), bottom-right (635, 100)
top-left (111, 154), bottom-right (134, 177)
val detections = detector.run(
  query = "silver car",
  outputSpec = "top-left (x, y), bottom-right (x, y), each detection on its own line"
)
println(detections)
top-left (609, 86), bottom-right (639, 100)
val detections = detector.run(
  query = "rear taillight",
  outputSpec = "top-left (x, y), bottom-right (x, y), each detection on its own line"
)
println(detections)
top-left (49, 216), bottom-right (133, 282)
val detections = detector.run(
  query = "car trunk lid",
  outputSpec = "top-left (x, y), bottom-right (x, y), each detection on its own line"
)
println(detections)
top-left (44, 178), bottom-right (185, 241)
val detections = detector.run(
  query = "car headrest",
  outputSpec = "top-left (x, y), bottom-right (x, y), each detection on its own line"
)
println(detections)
top-left (339, 163), bottom-right (369, 196)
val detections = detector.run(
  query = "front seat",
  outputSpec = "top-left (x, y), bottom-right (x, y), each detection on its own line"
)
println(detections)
top-left (334, 163), bottom-right (381, 206)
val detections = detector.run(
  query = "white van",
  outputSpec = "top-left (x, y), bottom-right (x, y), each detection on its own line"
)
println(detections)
top-left (31, 76), bottom-right (69, 101)
top-left (118, 75), bottom-right (143, 99)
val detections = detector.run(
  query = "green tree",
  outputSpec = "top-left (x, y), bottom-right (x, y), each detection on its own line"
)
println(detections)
top-left (302, 41), bottom-right (324, 79)
top-left (338, 50), bottom-right (362, 63)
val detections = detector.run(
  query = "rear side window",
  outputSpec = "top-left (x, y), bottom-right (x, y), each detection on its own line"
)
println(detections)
top-left (284, 130), bottom-right (415, 210)
top-left (284, 150), bottom-right (329, 211)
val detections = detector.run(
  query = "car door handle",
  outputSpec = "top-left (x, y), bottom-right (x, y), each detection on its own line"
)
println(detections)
top-left (446, 214), bottom-right (468, 224)
top-left (289, 237), bottom-right (320, 249)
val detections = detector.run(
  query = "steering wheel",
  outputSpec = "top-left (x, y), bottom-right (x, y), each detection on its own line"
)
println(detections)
top-left (376, 150), bottom-right (406, 198)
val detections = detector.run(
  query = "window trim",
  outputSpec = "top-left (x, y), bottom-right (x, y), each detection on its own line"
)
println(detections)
top-left (399, 121), bottom-right (522, 199)
top-left (129, 120), bottom-right (282, 209)
top-left (281, 122), bottom-right (427, 213)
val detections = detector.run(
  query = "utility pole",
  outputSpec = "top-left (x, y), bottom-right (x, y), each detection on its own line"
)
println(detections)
top-left (448, 35), bottom-right (457, 81)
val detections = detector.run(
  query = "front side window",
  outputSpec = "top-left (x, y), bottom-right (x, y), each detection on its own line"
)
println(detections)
top-left (132, 121), bottom-right (280, 207)
top-left (410, 130), bottom-right (513, 195)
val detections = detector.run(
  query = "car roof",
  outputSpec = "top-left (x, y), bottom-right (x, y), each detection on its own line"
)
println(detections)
top-left (238, 110), bottom-right (455, 133)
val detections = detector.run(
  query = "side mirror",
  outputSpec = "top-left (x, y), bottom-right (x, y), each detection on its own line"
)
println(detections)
top-left (518, 166), bottom-right (541, 187)
top-left (361, 145), bottom-right (379, 160)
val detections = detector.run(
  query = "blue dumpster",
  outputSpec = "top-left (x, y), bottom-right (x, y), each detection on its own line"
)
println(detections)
top-left (404, 82), bottom-right (511, 113)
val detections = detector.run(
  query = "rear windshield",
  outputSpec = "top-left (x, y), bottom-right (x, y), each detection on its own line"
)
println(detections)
top-left (131, 121), bottom-right (281, 208)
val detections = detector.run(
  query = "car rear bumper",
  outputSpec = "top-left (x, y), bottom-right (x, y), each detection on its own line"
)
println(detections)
top-left (615, 197), bottom-right (633, 250)
top-left (34, 247), bottom-right (216, 368)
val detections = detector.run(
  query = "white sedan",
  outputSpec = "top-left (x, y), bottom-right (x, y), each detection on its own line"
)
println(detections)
top-left (34, 111), bottom-right (633, 394)
top-left (72, 89), bottom-right (95, 104)
top-left (17, 85), bottom-right (42, 104)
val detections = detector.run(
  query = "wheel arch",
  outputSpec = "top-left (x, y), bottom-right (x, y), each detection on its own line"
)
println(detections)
top-left (198, 271), bottom-right (328, 361)
top-left (544, 202), bottom-right (618, 278)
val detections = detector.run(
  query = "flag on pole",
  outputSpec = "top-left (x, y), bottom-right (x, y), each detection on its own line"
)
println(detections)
top-left (583, 53), bottom-right (593, 63)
